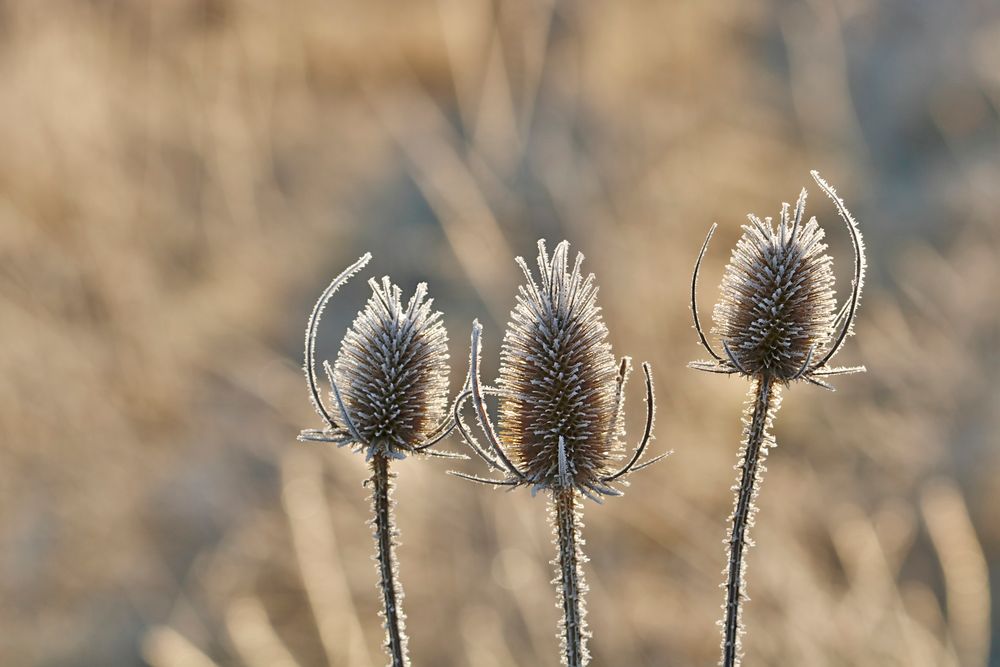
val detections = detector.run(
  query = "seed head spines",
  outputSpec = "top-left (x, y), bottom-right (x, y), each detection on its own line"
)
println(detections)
top-left (690, 171), bottom-right (867, 388)
top-left (333, 276), bottom-right (450, 458)
top-left (712, 208), bottom-right (837, 381)
top-left (454, 239), bottom-right (661, 499)
top-left (299, 256), bottom-right (458, 459)
top-left (498, 240), bottom-right (622, 490)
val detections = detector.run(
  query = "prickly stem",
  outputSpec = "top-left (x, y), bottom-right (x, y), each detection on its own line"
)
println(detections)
top-left (371, 452), bottom-right (409, 667)
top-left (553, 488), bottom-right (590, 667)
top-left (722, 375), bottom-right (781, 667)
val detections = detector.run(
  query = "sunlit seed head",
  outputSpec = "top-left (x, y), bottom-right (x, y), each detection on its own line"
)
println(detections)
top-left (497, 240), bottom-right (622, 489)
top-left (334, 277), bottom-right (449, 454)
top-left (713, 211), bottom-right (837, 380)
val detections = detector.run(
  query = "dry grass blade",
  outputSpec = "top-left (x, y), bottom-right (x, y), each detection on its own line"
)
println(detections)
top-left (225, 597), bottom-right (302, 667)
top-left (282, 451), bottom-right (374, 667)
top-left (142, 627), bottom-right (223, 667)
top-left (364, 81), bottom-right (514, 321)
top-left (921, 481), bottom-right (991, 667)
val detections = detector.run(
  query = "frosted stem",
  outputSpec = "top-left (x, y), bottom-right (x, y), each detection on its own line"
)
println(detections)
top-left (722, 375), bottom-right (780, 667)
top-left (553, 488), bottom-right (590, 667)
top-left (371, 453), bottom-right (409, 667)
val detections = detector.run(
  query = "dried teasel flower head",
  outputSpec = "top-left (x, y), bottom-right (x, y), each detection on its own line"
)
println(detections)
top-left (299, 254), bottom-right (457, 460)
top-left (454, 240), bottom-right (664, 500)
top-left (453, 240), bottom-right (665, 667)
top-left (690, 171), bottom-right (867, 388)
top-left (713, 202), bottom-right (837, 380)
top-left (297, 254), bottom-right (460, 667)
top-left (335, 277), bottom-right (450, 455)
top-left (690, 173), bottom-right (867, 667)
top-left (500, 240), bottom-right (621, 487)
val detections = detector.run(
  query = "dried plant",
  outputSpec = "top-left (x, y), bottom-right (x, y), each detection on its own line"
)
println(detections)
top-left (690, 171), bottom-right (867, 666)
top-left (453, 240), bottom-right (664, 667)
top-left (298, 253), bottom-right (460, 667)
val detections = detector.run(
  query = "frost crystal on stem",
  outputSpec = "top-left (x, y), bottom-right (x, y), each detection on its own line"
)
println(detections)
top-left (370, 453), bottom-right (408, 665)
top-left (552, 488), bottom-right (591, 667)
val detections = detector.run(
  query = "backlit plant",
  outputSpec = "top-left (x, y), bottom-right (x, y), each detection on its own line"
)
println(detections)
top-left (298, 253), bottom-right (461, 667)
top-left (689, 171), bottom-right (867, 666)
top-left (452, 240), bottom-right (664, 667)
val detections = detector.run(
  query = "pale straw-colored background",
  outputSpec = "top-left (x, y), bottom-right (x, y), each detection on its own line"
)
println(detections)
top-left (1, 1), bottom-right (998, 665)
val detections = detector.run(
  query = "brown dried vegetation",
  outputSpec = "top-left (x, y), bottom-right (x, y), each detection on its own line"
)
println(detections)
top-left (0, 1), bottom-right (997, 666)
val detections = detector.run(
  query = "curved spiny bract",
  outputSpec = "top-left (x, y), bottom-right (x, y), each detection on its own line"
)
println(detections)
top-left (298, 257), bottom-right (456, 667)
top-left (689, 174), bottom-right (867, 667)
top-left (304, 253), bottom-right (373, 429)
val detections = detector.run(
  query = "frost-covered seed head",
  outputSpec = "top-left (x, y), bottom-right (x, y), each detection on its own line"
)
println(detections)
top-left (497, 240), bottom-right (623, 489)
top-left (335, 277), bottom-right (449, 455)
top-left (713, 209), bottom-right (837, 381)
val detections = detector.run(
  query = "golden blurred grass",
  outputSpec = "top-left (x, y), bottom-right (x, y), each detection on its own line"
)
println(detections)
top-left (1, 0), bottom-right (998, 665)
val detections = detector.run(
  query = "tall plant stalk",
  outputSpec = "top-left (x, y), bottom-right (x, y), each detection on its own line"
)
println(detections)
top-left (451, 241), bottom-right (662, 667)
top-left (371, 452), bottom-right (408, 667)
top-left (553, 488), bottom-right (588, 667)
top-left (299, 254), bottom-right (456, 667)
top-left (689, 172), bottom-right (867, 665)
top-left (722, 376), bottom-right (780, 666)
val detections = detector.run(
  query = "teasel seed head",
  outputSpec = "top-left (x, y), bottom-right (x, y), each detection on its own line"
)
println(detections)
top-left (299, 254), bottom-right (458, 460)
top-left (298, 254), bottom-right (460, 667)
top-left (500, 240), bottom-right (621, 486)
top-left (452, 239), bottom-right (664, 500)
top-left (334, 277), bottom-right (450, 457)
top-left (690, 171), bottom-right (867, 388)
top-left (453, 240), bottom-right (664, 667)
top-left (713, 208), bottom-right (836, 380)
top-left (689, 174), bottom-right (868, 665)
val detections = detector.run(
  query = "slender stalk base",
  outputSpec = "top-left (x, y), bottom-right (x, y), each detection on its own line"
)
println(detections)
top-left (553, 488), bottom-right (589, 667)
top-left (371, 452), bottom-right (409, 667)
top-left (722, 375), bottom-right (781, 667)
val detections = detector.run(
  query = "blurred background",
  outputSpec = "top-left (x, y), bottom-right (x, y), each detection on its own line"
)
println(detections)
top-left (1, 0), bottom-right (998, 665)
